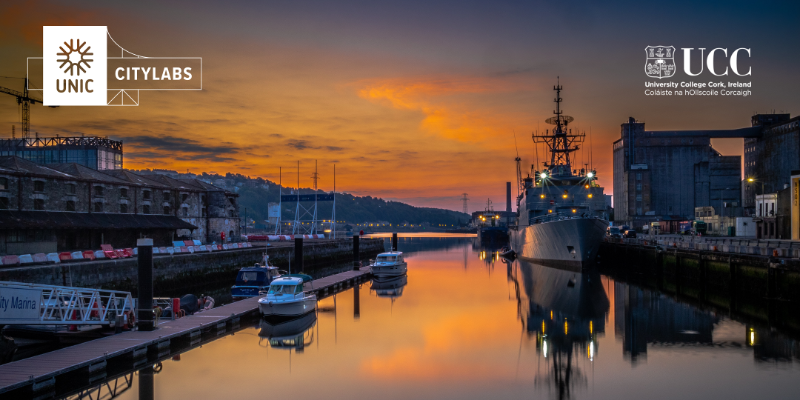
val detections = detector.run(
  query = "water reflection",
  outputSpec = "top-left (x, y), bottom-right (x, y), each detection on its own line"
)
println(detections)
top-left (258, 313), bottom-right (317, 352)
top-left (512, 260), bottom-right (608, 400)
top-left (614, 281), bottom-right (719, 364)
top-left (371, 275), bottom-right (407, 299)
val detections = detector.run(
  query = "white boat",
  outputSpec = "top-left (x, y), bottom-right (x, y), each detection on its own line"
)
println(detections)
top-left (258, 277), bottom-right (317, 318)
top-left (370, 251), bottom-right (407, 277)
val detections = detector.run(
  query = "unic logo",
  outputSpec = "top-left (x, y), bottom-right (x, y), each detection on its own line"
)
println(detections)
top-left (645, 46), bottom-right (751, 79)
top-left (56, 38), bottom-right (94, 93)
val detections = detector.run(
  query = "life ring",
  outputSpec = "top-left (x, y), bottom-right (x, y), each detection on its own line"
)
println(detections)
top-left (123, 310), bottom-right (136, 330)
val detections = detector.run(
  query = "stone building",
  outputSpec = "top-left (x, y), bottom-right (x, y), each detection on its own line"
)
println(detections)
top-left (0, 156), bottom-right (240, 255)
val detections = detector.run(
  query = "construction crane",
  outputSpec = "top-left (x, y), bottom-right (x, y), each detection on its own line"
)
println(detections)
top-left (0, 78), bottom-right (55, 139)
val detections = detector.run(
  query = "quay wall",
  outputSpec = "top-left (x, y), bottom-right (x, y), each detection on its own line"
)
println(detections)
top-left (598, 240), bottom-right (800, 303)
top-left (0, 238), bottom-right (384, 293)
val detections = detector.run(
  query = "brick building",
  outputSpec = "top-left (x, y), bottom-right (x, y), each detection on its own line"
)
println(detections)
top-left (0, 156), bottom-right (240, 255)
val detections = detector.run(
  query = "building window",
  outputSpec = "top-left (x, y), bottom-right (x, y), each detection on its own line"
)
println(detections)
top-left (34, 181), bottom-right (45, 192)
top-left (66, 200), bottom-right (76, 212)
top-left (164, 206), bottom-right (171, 215)
top-left (164, 192), bottom-right (171, 201)
top-left (636, 183), bottom-right (642, 191)
top-left (0, 177), bottom-right (8, 190)
top-left (94, 202), bottom-right (103, 212)
top-left (94, 186), bottom-right (104, 196)
top-left (635, 195), bottom-right (642, 201)
top-left (181, 193), bottom-right (189, 203)
top-left (120, 203), bottom-right (128, 213)
top-left (143, 190), bottom-right (151, 200)
top-left (202, 207), bottom-right (207, 217)
top-left (67, 183), bottom-right (76, 194)
top-left (0, 197), bottom-right (8, 209)
top-left (143, 204), bottom-right (151, 214)
top-left (34, 199), bottom-right (45, 210)
top-left (182, 207), bottom-right (189, 217)
top-left (120, 188), bottom-right (128, 198)
top-left (636, 173), bottom-right (642, 180)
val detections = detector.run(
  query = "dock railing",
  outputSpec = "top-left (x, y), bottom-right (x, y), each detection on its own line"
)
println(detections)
top-left (0, 281), bottom-right (135, 325)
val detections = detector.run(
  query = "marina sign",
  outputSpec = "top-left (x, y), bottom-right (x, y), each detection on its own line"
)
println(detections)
top-left (0, 287), bottom-right (42, 321)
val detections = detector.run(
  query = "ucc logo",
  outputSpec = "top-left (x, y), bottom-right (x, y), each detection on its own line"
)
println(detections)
top-left (645, 46), bottom-right (751, 79)
top-left (56, 38), bottom-right (95, 93)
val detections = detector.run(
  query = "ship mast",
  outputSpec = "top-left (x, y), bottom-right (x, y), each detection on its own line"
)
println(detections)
top-left (532, 78), bottom-right (585, 176)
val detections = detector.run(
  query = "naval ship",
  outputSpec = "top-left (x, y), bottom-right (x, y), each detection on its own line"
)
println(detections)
top-left (510, 81), bottom-right (609, 271)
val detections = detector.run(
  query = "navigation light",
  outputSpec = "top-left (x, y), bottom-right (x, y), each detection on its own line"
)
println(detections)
top-left (587, 171), bottom-right (594, 178)
top-left (540, 172), bottom-right (547, 179)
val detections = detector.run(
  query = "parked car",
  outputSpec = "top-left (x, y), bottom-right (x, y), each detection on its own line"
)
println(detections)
top-left (623, 229), bottom-right (637, 238)
top-left (607, 226), bottom-right (622, 238)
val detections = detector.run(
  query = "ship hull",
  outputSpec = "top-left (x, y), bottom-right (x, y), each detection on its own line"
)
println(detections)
top-left (510, 218), bottom-right (608, 272)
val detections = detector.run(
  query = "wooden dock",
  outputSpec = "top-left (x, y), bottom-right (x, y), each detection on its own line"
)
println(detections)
top-left (0, 267), bottom-right (372, 397)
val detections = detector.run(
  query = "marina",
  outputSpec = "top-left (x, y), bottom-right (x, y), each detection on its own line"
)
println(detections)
top-left (0, 266), bottom-right (372, 397)
top-left (1, 235), bottom-right (797, 400)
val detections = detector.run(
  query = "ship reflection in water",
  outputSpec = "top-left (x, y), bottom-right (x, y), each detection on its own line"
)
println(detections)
top-left (511, 259), bottom-right (608, 400)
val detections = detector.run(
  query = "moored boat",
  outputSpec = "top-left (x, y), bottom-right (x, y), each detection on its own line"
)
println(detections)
top-left (258, 277), bottom-right (317, 319)
top-left (370, 251), bottom-right (407, 277)
top-left (510, 80), bottom-right (609, 271)
top-left (231, 260), bottom-right (284, 299)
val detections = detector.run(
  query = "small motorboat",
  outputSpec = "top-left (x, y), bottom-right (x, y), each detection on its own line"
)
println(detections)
top-left (258, 277), bottom-right (317, 319)
top-left (370, 251), bottom-right (408, 278)
top-left (231, 256), bottom-right (285, 299)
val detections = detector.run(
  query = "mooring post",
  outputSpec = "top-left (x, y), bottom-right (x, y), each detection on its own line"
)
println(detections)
top-left (392, 232), bottom-right (398, 252)
top-left (137, 238), bottom-right (154, 332)
top-left (353, 235), bottom-right (360, 270)
top-left (295, 237), bottom-right (304, 273)
top-left (115, 314), bottom-right (123, 334)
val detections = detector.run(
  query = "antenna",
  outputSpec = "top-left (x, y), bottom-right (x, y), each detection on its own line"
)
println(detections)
top-left (533, 79), bottom-right (584, 175)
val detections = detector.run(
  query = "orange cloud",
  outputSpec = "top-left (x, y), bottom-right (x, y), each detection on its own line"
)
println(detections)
top-left (358, 76), bottom-right (537, 143)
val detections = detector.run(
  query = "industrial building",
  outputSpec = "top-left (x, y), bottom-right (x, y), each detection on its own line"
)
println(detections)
top-left (0, 136), bottom-right (123, 170)
top-left (0, 156), bottom-right (240, 255)
top-left (613, 117), bottom-right (761, 228)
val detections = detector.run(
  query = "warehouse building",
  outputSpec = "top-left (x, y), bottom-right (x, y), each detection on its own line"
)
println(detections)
top-left (0, 156), bottom-right (240, 255)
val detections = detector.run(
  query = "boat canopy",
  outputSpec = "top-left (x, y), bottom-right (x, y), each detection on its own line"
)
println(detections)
top-left (271, 276), bottom-right (305, 285)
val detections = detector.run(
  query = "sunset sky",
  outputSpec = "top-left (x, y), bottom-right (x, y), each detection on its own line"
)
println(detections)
top-left (1, 0), bottom-right (798, 213)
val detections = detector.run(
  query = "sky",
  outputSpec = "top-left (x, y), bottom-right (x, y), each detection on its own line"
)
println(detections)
top-left (1, 0), bottom-right (799, 213)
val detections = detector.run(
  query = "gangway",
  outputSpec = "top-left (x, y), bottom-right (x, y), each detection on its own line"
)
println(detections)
top-left (0, 281), bottom-right (135, 325)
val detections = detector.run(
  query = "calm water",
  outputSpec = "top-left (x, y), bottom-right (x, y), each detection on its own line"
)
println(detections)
top-left (69, 236), bottom-right (800, 400)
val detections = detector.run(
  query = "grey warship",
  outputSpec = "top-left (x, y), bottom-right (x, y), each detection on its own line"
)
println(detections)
top-left (510, 81), bottom-right (609, 271)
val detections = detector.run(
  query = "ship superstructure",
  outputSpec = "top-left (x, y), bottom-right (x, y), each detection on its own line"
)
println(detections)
top-left (511, 80), bottom-right (609, 270)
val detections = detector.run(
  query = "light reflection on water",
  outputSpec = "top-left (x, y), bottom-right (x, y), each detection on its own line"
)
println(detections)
top-left (70, 236), bottom-right (800, 400)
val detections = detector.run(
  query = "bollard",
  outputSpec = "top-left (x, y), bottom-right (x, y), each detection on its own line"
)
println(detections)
top-left (172, 298), bottom-right (180, 320)
top-left (392, 232), bottom-right (398, 252)
top-left (294, 237), bottom-right (304, 273)
top-left (137, 238), bottom-right (154, 331)
top-left (353, 235), bottom-right (360, 270)
top-left (115, 314), bottom-right (123, 334)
